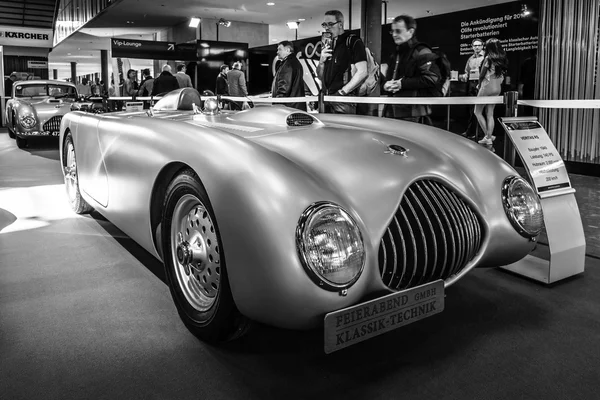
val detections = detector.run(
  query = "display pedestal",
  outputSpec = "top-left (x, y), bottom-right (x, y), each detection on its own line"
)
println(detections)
top-left (501, 189), bottom-right (586, 283)
top-left (499, 117), bottom-right (586, 284)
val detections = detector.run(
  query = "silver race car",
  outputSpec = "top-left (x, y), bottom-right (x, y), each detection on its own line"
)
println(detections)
top-left (59, 88), bottom-right (543, 352)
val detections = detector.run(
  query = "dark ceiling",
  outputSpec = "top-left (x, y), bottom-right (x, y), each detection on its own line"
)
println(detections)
top-left (0, 0), bottom-right (58, 29)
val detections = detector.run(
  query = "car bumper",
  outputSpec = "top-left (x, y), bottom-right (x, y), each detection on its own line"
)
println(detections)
top-left (16, 130), bottom-right (60, 137)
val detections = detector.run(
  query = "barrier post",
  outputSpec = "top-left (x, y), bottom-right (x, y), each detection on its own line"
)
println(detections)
top-left (318, 90), bottom-right (325, 114)
top-left (503, 91), bottom-right (518, 165)
top-left (498, 116), bottom-right (586, 284)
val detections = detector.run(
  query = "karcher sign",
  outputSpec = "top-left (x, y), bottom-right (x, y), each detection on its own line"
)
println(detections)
top-left (0, 26), bottom-right (53, 48)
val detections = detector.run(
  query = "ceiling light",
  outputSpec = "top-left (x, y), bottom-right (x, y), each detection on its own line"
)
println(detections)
top-left (267, 2), bottom-right (275, 5)
top-left (286, 21), bottom-right (299, 29)
top-left (521, 4), bottom-right (531, 16)
top-left (218, 18), bottom-right (231, 27)
top-left (272, 39), bottom-right (278, 42)
top-left (298, 18), bottom-right (305, 21)
top-left (189, 17), bottom-right (201, 28)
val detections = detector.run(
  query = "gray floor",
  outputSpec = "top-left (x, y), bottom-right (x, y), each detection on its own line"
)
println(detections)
top-left (1, 131), bottom-right (600, 400)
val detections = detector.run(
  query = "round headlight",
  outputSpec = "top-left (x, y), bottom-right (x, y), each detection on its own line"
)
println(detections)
top-left (19, 114), bottom-right (36, 129)
top-left (501, 176), bottom-right (544, 238)
top-left (296, 202), bottom-right (365, 291)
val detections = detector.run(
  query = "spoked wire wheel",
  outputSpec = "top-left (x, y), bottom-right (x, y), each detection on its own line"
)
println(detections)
top-left (170, 194), bottom-right (221, 313)
top-left (162, 170), bottom-right (249, 342)
top-left (65, 140), bottom-right (78, 202)
top-left (63, 135), bottom-right (92, 214)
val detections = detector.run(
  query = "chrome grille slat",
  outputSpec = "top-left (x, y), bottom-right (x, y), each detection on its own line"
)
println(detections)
top-left (403, 195), bottom-right (428, 288)
top-left (380, 232), bottom-right (388, 280)
top-left (392, 216), bottom-right (407, 287)
top-left (398, 207), bottom-right (418, 289)
top-left (43, 116), bottom-right (62, 132)
top-left (444, 187), bottom-right (476, 276)
top-left (407, 187), bottom-right (437, 286)
top-left (430, 183), bottom-right (466, 270)
top-left (378, 180), bottom-right (484, 291)
top-left (421, 181), bottom-right (455, 277)
top-left (413, 182), bottom-right (445, 282)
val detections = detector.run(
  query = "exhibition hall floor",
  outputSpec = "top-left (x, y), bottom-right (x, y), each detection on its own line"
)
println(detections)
top-left (1, 130), bottom-right (599, 400)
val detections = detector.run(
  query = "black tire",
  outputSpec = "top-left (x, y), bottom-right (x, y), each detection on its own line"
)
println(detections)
top-left (162, 169), bottom-right (249, 343)
top-left (15, 136), bottom-right (27, 149)
top-left (7, 112), bottom-right (16, 139)
top-left (63, 134), bottom-right (93, 214)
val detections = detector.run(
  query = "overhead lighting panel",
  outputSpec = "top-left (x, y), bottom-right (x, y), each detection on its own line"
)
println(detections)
top-left (286, 21), bottom-right (299, 29)
top-left (189, 17), bottom-right (201, 28)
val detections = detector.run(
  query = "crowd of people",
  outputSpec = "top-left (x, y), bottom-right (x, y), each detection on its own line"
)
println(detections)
top-left (21, 10), bottom-right (516, 147)
top-left (269, 10), bottom-right (512, 148)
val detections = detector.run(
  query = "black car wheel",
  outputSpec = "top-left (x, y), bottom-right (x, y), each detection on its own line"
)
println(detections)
top-left (162, 169), bottom-right (249, 343)
top-left (15, 136), bottom-right (27, 149)
top-left (7, 112), bottom-right (16, 139)
top-left (63, 134), bottom-right (93, 214)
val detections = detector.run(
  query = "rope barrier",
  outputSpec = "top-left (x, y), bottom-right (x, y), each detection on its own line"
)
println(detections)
top-left (517, 99), bottom-right (600, 109)
top-left (97, 95), bottom-right (600, 108)
top-left (87, 94), bottom-right (600, 109)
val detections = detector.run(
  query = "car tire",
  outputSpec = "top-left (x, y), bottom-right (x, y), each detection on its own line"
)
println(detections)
top-left (15, 136), bottom-right (27, 149)
top-left (162, 169), bottom-right (250, 343)
top-left (63, 134), bottom-right (93, 214)
top-left (7, 112), bottom-right (16, 139)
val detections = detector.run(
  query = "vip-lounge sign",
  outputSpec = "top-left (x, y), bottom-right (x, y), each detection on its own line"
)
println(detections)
top-left (111, 38), bottom-right (177, 59)
top-left (0, 26), bottom-right (53, 48)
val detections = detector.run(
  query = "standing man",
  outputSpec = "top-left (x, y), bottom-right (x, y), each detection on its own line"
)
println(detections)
top-left (215, 65), bottom-right (229, 96)
top-left (4, 73), bottom-right (17, 97)
top-left (138, 68), bottom-right (154, 97)
top-left (175, 64), bottom-right (193, 88)
top-left (227, 61), bottom-right (248, 110)
top-left (151, 64), bottom-right (179, 96)
top-left (381, 15), bottom-right (441, 124)
top-left (459, 38), bottom-right (484, 138)
top-left (317, 10), bottom-right (367, 114)
top-left (272, 41), bottom-right (306, 111)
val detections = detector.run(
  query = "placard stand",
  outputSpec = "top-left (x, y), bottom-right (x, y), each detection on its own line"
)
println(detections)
top-left (499, 117), bottom-right (586, 284)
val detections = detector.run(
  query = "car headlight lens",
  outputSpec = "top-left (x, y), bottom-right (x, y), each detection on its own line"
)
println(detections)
top-left (19, 114), bottom-right (36, 129)
top-left (502, 176), bottom-right (544, 238)
top-left (296, 202), bottom-right (365, 290)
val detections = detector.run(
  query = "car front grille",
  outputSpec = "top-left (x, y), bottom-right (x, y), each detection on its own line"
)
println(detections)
top-left (43, 116), bottom-right (62, 132)
top-left (379, 180), bottom-right (483, 291)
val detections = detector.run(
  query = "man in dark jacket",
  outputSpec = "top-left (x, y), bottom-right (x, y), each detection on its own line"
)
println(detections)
top-left (151, 64), bottom-right (179, 96)
top-left (272, 41), bottom-right (306, 111)
top-left (215, 65), bottom-right (229, 95)
top-left (382, 14), bottom-right (441, 124)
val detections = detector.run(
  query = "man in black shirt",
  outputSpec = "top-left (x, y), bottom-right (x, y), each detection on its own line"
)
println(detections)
top-left (381, 14), bottom-right (441, 124)
top-left (317, 10), bottom-right (367, 114)
top-left (151, 64), bottom-right (179, 96)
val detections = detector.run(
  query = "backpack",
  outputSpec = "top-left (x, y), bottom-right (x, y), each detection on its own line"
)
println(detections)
top-left (406, 43), bottom-right (448, 97)
top-left (346, 34), bottom-right (380, 96)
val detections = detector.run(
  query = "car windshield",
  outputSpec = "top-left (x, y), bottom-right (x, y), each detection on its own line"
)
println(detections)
top-left (14, 84), bottom-right (78, 99)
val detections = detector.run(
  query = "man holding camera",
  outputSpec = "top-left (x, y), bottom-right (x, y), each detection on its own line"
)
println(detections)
top-left (316, 10), bottom-right (367, 114)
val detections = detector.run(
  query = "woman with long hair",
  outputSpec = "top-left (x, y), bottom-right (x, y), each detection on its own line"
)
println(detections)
top-left (474, 38), bottom-right (508, 145)
top-left (124, 69), bottom-right (139, 97)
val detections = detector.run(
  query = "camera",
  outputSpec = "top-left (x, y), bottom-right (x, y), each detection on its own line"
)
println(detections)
top-left (321, 32), bottom-right (332, 48)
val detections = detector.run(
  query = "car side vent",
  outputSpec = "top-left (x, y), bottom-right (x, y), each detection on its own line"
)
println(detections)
top-left (286, 113), bottom-right (314, 127)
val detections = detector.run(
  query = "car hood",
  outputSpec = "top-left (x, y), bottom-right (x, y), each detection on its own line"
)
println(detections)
top-left (26, 98), bottom-right (72, 118)
top-left (244, 114), bottom-right (517, 240)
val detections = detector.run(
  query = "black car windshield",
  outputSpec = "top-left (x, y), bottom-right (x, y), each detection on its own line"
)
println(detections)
top-left (14, 84), bottom-right (78, 99)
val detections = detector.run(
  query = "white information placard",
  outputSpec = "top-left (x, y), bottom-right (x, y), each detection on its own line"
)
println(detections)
top-left (125, 101), bottom-right (144, 112)
top-left (500, 117), bottom-right (571, 194)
